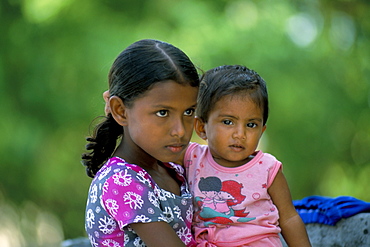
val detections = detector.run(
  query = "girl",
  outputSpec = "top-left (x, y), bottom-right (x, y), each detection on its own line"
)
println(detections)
top-left (184, 65), bottom-right (311, 246)
top-left (82, 39), bottom-right (199, 247)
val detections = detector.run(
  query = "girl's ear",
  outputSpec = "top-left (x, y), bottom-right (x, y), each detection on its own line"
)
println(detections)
top-left (109, 96), bottom-right (128, 126)
top-left (103, 90), bottom-right (111, 116)
top-left (194, 116), bottom-right (207, 140)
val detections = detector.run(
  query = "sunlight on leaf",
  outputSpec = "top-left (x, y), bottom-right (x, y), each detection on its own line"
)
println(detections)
top-left (286, 13), bottom-right (319, 47)
top-left (23, 0), bottom-right (71, 23)
top-left (225, 0), bottom-right (259, 30)
top-left (319, 163), bottom-right (370, 201)
top-left (330, 11), bottom-right (356, 51)
top-left (0, 194), bottom-right (64, 247)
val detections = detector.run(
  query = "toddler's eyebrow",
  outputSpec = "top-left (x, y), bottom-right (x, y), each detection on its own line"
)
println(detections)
top-left (249, 118), bottom-right (263, 122)
top-left (218, 114), bottom-right (263, 122)
top-left (218, 114), bottom-right (238, 119)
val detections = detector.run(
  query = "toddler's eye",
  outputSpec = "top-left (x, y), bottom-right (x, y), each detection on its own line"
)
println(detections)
top-left (156, 110), bottom-right (168, 117)
top-left (247, 123), bottom-right (257, 128)
top-left (222, 120), bottom-right (233, 125)
top-left (184, 108), bottom-right (195, 116)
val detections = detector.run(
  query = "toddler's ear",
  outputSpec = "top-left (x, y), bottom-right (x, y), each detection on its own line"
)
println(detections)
top-left (194, 117), bottom-right (207, 140)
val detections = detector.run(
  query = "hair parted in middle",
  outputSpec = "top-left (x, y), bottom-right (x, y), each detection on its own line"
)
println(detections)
top-left (82, 39), bottom-right (200, 178)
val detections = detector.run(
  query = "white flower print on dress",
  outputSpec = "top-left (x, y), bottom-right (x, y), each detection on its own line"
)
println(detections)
top-left (181, 198), bottom-right (188, 205)
top-left (105, 199), bottom-right (119, 216)
top-left (124, 234), bottom-right (129, 245)
top-left (102, 181), bottom-right (109, 193)
top-left (136, 170), bottom-right (152, 186)
top-left (133, 237), bottom-right (145, 247)
top-left (186, 204), bottom-right (193, 222)
top-left (88, 234), bottom-right (98, 247)
top-left (148, 191), bottom-right (160, 208)
top-left (100, 194), bottom-right (106, 211)
top-left (86, 209), bottom-right (95, 229)
top-left (163, 190), bottom-right (175, 199)
top-left (177, 226), bottom-right (193, 244)
top-left (147, 207), bottom-right (155, 214)
top-left (99, 216), bottom-right (117, 234)
top-left (86, 158), bottom-right (194, 246)
top-left (112, 170), bottom-right (132, 186)
top-left (102, 239), bottom-right (120, 247)
top-left (173, 206), bottom-right (183, 221)
top-left (98, 166), bottom-right (111, 180)
top-left (173, 223), bottom-right (179, 229)
top-left (157, 213), bottom-right (166, 222)
top-left (133, 214), bottom-right (151, 223)
top-left (162, 207), bottom-right (174, 222)
top-left (155, 187), bottom-right (167, 201)
top-left (90, 184), bottom-right (98, 203)
top-left (123, 192), bottom-right (144, 209)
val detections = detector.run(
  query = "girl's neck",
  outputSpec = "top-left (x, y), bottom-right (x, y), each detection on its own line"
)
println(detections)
top-left (113, 138), bottom-right (181, 195)
top-left (113, 141), bottom-right (158, 169)
top-left (115, 144), bottom-right (181, 195)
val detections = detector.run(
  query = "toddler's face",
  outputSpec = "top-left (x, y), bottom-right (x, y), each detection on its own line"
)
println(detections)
top-left (201, 94), bottom-right (266, 168)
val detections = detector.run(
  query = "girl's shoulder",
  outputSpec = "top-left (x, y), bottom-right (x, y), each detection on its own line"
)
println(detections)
top-left (95, 157), bottom-right (152, 183)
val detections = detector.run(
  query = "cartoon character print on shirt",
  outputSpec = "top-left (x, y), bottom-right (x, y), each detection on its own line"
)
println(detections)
top-left (195, 177), bottom-right (256, 226)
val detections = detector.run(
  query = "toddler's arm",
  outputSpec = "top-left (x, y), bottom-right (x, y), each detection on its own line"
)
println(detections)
top-left (268, 170), bottom-right (312, 247)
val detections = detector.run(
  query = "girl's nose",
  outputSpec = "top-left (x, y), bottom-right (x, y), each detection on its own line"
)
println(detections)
top-left (170, 118), bottom-right (185, 138)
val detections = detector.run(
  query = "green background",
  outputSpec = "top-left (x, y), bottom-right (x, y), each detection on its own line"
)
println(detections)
top-left (1, 0), bottom-right (369, 245)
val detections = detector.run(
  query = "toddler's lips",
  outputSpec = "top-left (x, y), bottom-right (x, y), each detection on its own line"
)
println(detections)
top-left (229, 144), bottom-right (245, 152)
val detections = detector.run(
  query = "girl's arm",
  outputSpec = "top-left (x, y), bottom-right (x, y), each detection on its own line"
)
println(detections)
top-left (268, 169), bottom-right (312, 247)
top-left (131, 221), bottom-right (187, 247)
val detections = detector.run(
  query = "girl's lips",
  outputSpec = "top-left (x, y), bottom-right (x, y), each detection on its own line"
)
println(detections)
top-left (166, 144), bottom-right (185, 153)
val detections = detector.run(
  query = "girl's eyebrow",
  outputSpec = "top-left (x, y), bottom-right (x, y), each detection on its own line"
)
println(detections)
top-left (152, 103), bottom-right (197, 109)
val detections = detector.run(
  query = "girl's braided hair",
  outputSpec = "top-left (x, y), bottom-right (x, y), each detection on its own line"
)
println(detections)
top-left (82, 39), bottom-right (200, 178)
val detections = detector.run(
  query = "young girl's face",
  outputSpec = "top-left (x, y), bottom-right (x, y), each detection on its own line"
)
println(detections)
top-left (124, 80), bottom-right (198, 163)
top-left (199, 93), bottom-right (266, 168)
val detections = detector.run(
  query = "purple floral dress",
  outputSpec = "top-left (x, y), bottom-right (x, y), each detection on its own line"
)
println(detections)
top-left (85, 157), bottom-right (196, 247)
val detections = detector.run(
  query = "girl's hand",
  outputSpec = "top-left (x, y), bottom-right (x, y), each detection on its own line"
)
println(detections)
top-left (130, 221), bottom-right (187, 247)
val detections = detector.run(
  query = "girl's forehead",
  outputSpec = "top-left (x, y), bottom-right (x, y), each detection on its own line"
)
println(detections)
top-left (134, 80), bottom-right (198, 106)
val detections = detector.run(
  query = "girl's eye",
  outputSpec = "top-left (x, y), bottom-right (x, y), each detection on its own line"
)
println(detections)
top-left (247, 123), bottom-right (257, 128)
top-left (184, 108), bottom-right (195, 116)
top-left (156, 110), bottom-right (168, 117)
top-left (222, 120), bottom-right (233, 125)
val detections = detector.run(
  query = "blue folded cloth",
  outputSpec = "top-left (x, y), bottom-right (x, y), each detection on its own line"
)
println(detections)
top-left (293, 196), bottom-right (370, 225)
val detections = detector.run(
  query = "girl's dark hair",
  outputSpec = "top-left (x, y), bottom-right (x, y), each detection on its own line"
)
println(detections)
top-left (82, 39), bottom-right (200, 178)
top-left (196, 65), bottom-right (269, 125)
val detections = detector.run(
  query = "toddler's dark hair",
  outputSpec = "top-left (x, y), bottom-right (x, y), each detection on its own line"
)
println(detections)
top-left (82, 39), bottom-right (200, 178)
top-left (196, 65), bottom-right (268, 125)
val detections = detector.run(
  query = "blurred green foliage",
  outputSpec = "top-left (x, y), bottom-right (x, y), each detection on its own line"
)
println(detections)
top-left (1, 0), bottom-right (369, 240)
